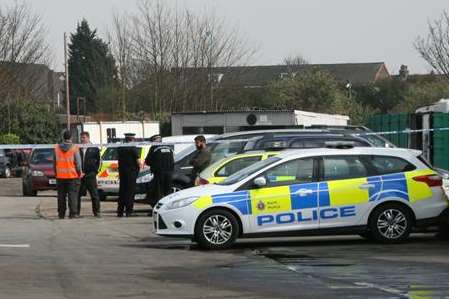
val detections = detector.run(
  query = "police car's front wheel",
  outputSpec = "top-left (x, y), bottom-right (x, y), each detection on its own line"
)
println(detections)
top-left (195, 209), bottom-right (239, 250)
top-left (369, 203), bottom-right (412, 243)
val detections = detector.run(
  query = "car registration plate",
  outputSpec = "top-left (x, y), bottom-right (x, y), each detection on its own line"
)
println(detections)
top-left (49, 179), bottom-right (57, 185)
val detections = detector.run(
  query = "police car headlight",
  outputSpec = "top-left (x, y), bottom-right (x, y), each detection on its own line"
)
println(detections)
top-left (165, 196), bottom-right (199, 210)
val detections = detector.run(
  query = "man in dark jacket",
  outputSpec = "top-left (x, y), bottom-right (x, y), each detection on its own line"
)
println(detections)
top-left (145, 134), bottom-right (174, 206)
top-left (190, 135), bottom-right (211, 185)
top-left (117, 133), bottom-right (141, 217)
top-left (77, 131), bottom-right (101, 217)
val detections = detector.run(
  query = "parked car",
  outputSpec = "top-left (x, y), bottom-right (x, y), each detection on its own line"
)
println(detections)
top-left (22, 148), bottom-right (56, 196)
top-left (154, 146), bottom-right (449, 249)
top-left (197, 151), bottom-right (280, 185)
top-left (171, 127), bottom-right (394, 190)
top-left (97, 145), bottom-right (153, 201)
top-left (0, 149), bottom-right (12, 178)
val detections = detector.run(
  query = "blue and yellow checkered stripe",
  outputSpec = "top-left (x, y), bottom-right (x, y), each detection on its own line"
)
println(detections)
top-left (193, 170), bottom-right (435, 214)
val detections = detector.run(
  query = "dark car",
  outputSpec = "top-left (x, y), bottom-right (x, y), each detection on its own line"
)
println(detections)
top-left (171, 126), bottom-right (394, 190)
top-left (0, 149), bottom-right (12, 178)
top-left (22, 148), bottom-right (56, 196)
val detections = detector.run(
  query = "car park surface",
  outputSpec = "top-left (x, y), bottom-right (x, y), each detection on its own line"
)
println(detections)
top-left (1, 177), bottom-right (449, 299)
top-left (155, 147), bottom-right (449, 249)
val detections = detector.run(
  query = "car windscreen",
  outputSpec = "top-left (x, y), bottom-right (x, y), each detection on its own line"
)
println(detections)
top-left (355, 134), bottom-right (394, 148)
top-left (217, 156), bottom-right (281, 186)
top-left (31, 149), bottom-right (54, 165)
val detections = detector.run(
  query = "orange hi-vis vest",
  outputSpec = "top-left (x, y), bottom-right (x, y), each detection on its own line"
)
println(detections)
top-left (54, 144), bottom-right (79, 179)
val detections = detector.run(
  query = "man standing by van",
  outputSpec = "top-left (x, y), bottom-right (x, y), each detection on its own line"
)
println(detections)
top-left (77, 131), bottom-right (101, 217)
top-left (54, 130), bottom-right (82, 219)
top-left (190, 135), bottom-right (211, 185)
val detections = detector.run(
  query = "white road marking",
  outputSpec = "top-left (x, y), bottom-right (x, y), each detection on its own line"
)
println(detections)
top-left (0, 244), bottom-right (30, 248)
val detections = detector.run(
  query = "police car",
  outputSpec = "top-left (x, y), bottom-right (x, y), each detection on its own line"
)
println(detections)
top-left (154, 147), bottom-right (449, 249)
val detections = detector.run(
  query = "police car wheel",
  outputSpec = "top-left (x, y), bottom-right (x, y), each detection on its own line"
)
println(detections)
top-left (195, 209), bottom-right (239, 250)
top-left (369, 204), bottom-right (412, 243)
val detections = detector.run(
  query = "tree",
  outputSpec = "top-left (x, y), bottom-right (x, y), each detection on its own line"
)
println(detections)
top-left (282, 54), bottom-right (309, 66)
top-left (0, 134), bottom-right (20, 144)
top-left (266, 69), bottom-right (376, 125)
top-left (416, 10), bottom-right (449, 80)
top-left (0, 101), bottom-right (59, 144)
top-left (0, 1), bottom-right (51, 102)
top-left (392, 79), bottom-right (449, 113)
top-left (69, 19), bottom-right (117, 114)
top-left (267, 69), bottom-right (344, 112)
top-left (109, 0), bottom-right (256, 118)
top-left (354, 80), bottom-right (407, 113)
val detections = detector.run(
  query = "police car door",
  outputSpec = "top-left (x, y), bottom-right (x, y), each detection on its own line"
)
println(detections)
top-left (248, 157), bottom-right (320, 233)
top-left (318, 155), bottom-right (370, 229)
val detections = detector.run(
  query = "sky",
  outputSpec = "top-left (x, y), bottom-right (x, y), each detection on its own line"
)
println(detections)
top-left (5, 0), bottom-right (449, 74)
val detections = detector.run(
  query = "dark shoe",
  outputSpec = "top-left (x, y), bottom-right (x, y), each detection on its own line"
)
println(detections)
top-left (69, 215), bottom-right (80, 219)
top-left (117, 213), bottom-right (124, 217)
top-left (58, 215), bottom-right (65, 219)
top-left (94, 213), bottom-right (102, 218)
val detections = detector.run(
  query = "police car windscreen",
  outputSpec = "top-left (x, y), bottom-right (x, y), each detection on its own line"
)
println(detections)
top-left (217, 156), bottom-right (281, 186)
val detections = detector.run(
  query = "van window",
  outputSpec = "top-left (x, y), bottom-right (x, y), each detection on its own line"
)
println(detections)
top-left (368, 156), bottom-right (416, 175)
top-left (323, 156), bottom-right (368, 181)
top-left (264, 158), bottom-right (315, 186)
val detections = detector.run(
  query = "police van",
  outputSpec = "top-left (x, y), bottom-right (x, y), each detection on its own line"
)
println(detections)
top-left (153, 147), bottom-right (449, 249)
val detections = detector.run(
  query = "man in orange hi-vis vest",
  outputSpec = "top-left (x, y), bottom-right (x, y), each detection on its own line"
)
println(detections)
top-left (54, 130), bottom-right (83, 219)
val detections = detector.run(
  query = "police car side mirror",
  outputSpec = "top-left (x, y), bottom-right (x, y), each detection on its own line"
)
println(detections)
top-left (253, 176), bottom-right (267, 188)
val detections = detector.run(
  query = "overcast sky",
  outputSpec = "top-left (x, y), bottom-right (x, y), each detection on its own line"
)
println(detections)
top-left (6, 0), bottom-right (449, 74)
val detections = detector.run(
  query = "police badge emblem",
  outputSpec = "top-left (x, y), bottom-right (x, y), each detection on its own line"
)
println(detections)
top-left (257, 200), bottom-right (265, 210)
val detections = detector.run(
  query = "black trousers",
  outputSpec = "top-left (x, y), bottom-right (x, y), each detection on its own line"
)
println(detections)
top-left (77, 173), bottom-right (100, 216)
top-left (147, 171), bottom-right (173, 206)
top-left (118, 170), bottom-right (138, 215)
top-left (57, 179), bottom-right (80, 218)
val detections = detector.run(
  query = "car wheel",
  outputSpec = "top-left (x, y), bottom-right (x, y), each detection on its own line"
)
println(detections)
top-left (369, 203), bottom-right (412, 244)
top-left (98, 190), bottom-right (107, 201)
top-left (4, 166), bottom-right (11, 178)
top-left (22, 181), bottom-right (37, 196)
top-left (195, 209), bottom-right (239, 250)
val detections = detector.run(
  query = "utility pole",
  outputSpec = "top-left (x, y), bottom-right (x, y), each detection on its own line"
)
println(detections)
top-left (64, 32), bottom-right (71, 130)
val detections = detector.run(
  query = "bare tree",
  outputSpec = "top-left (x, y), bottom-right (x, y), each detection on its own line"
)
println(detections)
top-left (0, 1), bottom-right (51, 101)
top-left (416, 10), bottom-right (449, 79)
top-left (108, 12), bottom-right (134, 119)
top-left (282, 54), bottom-right (309, 66)
top-left (109, 0), bottom-right (256, 116)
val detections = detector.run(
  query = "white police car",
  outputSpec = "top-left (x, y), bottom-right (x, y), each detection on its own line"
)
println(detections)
top-left (153, 147), bottom-right (449, 249)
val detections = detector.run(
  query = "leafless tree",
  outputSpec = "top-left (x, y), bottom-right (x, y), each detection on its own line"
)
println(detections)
top-left (109, 0), bottom-right (256, 116)
top-left (283, 54), bottom-right (309, 66)
top-left (108, 12), bottom-right (134, 118)
top-left (0, 1), bottom-right (51, 102)
top-left (416, 10), bottom-right (449, 80)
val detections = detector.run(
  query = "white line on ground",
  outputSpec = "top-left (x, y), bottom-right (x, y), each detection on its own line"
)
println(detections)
top-left (0, 244), bottom-right (30, 248)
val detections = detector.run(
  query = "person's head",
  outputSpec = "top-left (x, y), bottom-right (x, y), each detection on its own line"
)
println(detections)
top-left (80, 131), bottom-right (90, 144)
top-left (62, 130), bottom-right (72, 142)
top-left (150, 134), bottom-right (162, 143)
top-left (194, 135), bottom-right (207, 150)
top-left (124, 133), bottom-right (136, 143)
